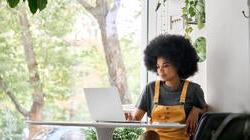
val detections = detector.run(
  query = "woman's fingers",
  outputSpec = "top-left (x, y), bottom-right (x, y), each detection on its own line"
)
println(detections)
top-left (186, 119), bottom-right (191, 134)
top-left (186, 112), bottom-right (198, 135)
top-left (125, 112), bottom-right (132, 120)
top-left (190, 120), bottom-right (197, 135)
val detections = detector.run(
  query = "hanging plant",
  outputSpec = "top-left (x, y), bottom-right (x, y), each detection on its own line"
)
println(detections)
top-left (156, 0), bottom-right (206, 62)
top-left (182, 0), bottom-right (206, 62)
top-left (182, 0), bottom-right (205, 36)
top-left (183, 0), bottom-right (205, 27)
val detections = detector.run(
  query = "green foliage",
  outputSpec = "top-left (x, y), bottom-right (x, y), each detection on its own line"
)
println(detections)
top-left (113, 128), bottom-right (144, 140)
top-left (156, 0), bottom-right (205, 28)
top-left (1, 0), bottom-right (142, 139)
top-left (78, 45), bottom-right (109, 87)
top-left (0, 107), bottom-right (24, 139)
top-left (37, 0), bottom-right (47, 11)
top-left (194, 36), bottom-right (206, 62)
top-left (182, 0), bottom-right (205, 29)
top-left (182, 0), bottom-right (206, 62)
top-left (36, 0), bottom-right (74, 37)
top-left (0, 16), bottom-right (33, 107)
top-left (182, 0), bottom-right (205, 37)
top-left (28, 0), bottom-right (38, 13)
top-left (84, 128), bottom-right (97, 140)
top-left (7, 0), bottom-right (19, 8)
top-left (0, 0), bottom-right (80, 136)
top-left (0, 3), bottom-right (21, 33)
top-left (120, 34), bottom-right (141, 102)
top-left (155, 0), bottom-right (206, 62)
top-left (35, 43), bottom-right (73, 98)
top-left (6, 0), bottom-right (47, 14)
top-left (84, 128), bottom-right (144, 140)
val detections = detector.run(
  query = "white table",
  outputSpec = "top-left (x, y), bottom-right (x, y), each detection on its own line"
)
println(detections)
top-left (27, 121), bottom-right (186, 140)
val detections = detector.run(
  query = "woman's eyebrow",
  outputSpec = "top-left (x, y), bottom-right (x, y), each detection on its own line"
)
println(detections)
top-left (156, 62), bottom-right (170, 66)
top-left (163, 62), bottom-right (170, 64)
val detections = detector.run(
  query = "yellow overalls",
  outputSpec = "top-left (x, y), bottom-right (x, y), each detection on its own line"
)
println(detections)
top-left (149, 80), bottom-right (190, 140)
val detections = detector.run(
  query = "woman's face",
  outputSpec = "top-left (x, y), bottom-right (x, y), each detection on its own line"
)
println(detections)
top-left (156, 57), bottom-right (179, 81)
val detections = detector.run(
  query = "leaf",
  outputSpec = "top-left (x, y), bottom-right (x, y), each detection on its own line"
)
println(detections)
top-left (185, 26), bottom-right (193, 33)
top-left (28, 0), bottom-right (38, 14)
top-left (194, 0), bottom-right (198, 6)
top-left (197, 19), bottom-right (205, 29)
top-left (7, 0), bottom-right (20, 8)
top-left (189, 1), bottom-right (194, 5)
top-left (194, 36), bottom-right (206, 62)
top-left (37, 0), bottom-right (47, 11)
top-left (189, 7), bottom-right (196, 17)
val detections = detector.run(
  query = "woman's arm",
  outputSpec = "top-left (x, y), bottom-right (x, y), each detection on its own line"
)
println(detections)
top-left (186, 105), bottom-right (208, 135)
top-left (186, 83), bottom-right (208, 135)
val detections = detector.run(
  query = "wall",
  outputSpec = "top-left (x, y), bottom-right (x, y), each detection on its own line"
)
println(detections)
top-left (206, 0), bottom-right (250, 112)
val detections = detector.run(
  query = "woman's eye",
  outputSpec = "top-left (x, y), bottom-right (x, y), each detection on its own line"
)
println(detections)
top-left (156, 64), bottom-right (169, 69)
top-left (163, 64), bottom-right (169, 67)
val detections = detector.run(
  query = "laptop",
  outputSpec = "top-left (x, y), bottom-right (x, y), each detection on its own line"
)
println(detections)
top-left (83, 87), bottom-right (127, 122)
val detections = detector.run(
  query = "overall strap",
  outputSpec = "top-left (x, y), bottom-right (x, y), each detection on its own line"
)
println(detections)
top-left (153, 80), bottom-right (160, 104)
top-left (179, 80), bottom-right (189, 103)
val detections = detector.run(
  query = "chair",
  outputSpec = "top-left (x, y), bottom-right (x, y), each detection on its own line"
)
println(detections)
top-left (211, 113), bottom-right (250, 140)
top-left (193, 112), bottom-right (230, 140)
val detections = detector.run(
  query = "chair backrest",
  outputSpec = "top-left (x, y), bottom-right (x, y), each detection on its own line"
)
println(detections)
top-left (193, 112), bottom-right (230, 140)
top-left (211, 113), bottom-right (250, 140)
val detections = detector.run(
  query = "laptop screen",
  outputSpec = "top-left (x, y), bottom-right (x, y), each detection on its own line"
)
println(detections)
top-left (83, 87), bottom-right (126, 122)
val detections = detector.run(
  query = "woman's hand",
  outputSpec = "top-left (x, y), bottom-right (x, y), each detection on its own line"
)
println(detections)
top-left (125, 112), bottom-right (133, 120)
top-left (125, 108), bottom-right (145, 121)
top-left (186, 106), bottom-right (202, 135)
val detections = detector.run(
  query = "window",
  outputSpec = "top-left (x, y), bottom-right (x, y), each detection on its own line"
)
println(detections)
top-left (0, 0), bottom-right (143, 138)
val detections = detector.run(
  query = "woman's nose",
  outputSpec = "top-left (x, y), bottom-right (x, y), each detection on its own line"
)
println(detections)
top-left (159, 66), bottom-right (163, 71)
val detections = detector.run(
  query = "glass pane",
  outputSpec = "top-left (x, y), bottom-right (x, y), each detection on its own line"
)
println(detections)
top-left (0, 0), bottom-right (142, 139)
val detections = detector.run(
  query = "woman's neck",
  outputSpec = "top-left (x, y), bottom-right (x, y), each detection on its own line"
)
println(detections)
top-left (164, 78), bottom-right (181, 90)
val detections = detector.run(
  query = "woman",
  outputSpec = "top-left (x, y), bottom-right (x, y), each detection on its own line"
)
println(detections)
top-left (131, 34), bottom-right (208, 140)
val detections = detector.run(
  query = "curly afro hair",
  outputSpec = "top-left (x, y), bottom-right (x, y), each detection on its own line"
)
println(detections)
top-left (144, 34), bottom-right (199, 79)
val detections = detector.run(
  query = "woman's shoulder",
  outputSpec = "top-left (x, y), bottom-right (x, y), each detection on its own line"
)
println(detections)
top-left (185, 80), bottom-right (204, 96)
top-left (146, 80), bottom-right (157, 87)
top-left (186, 80), bottom-right (201, 89)
top-left (185, 80), bottom-right (204, 94)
